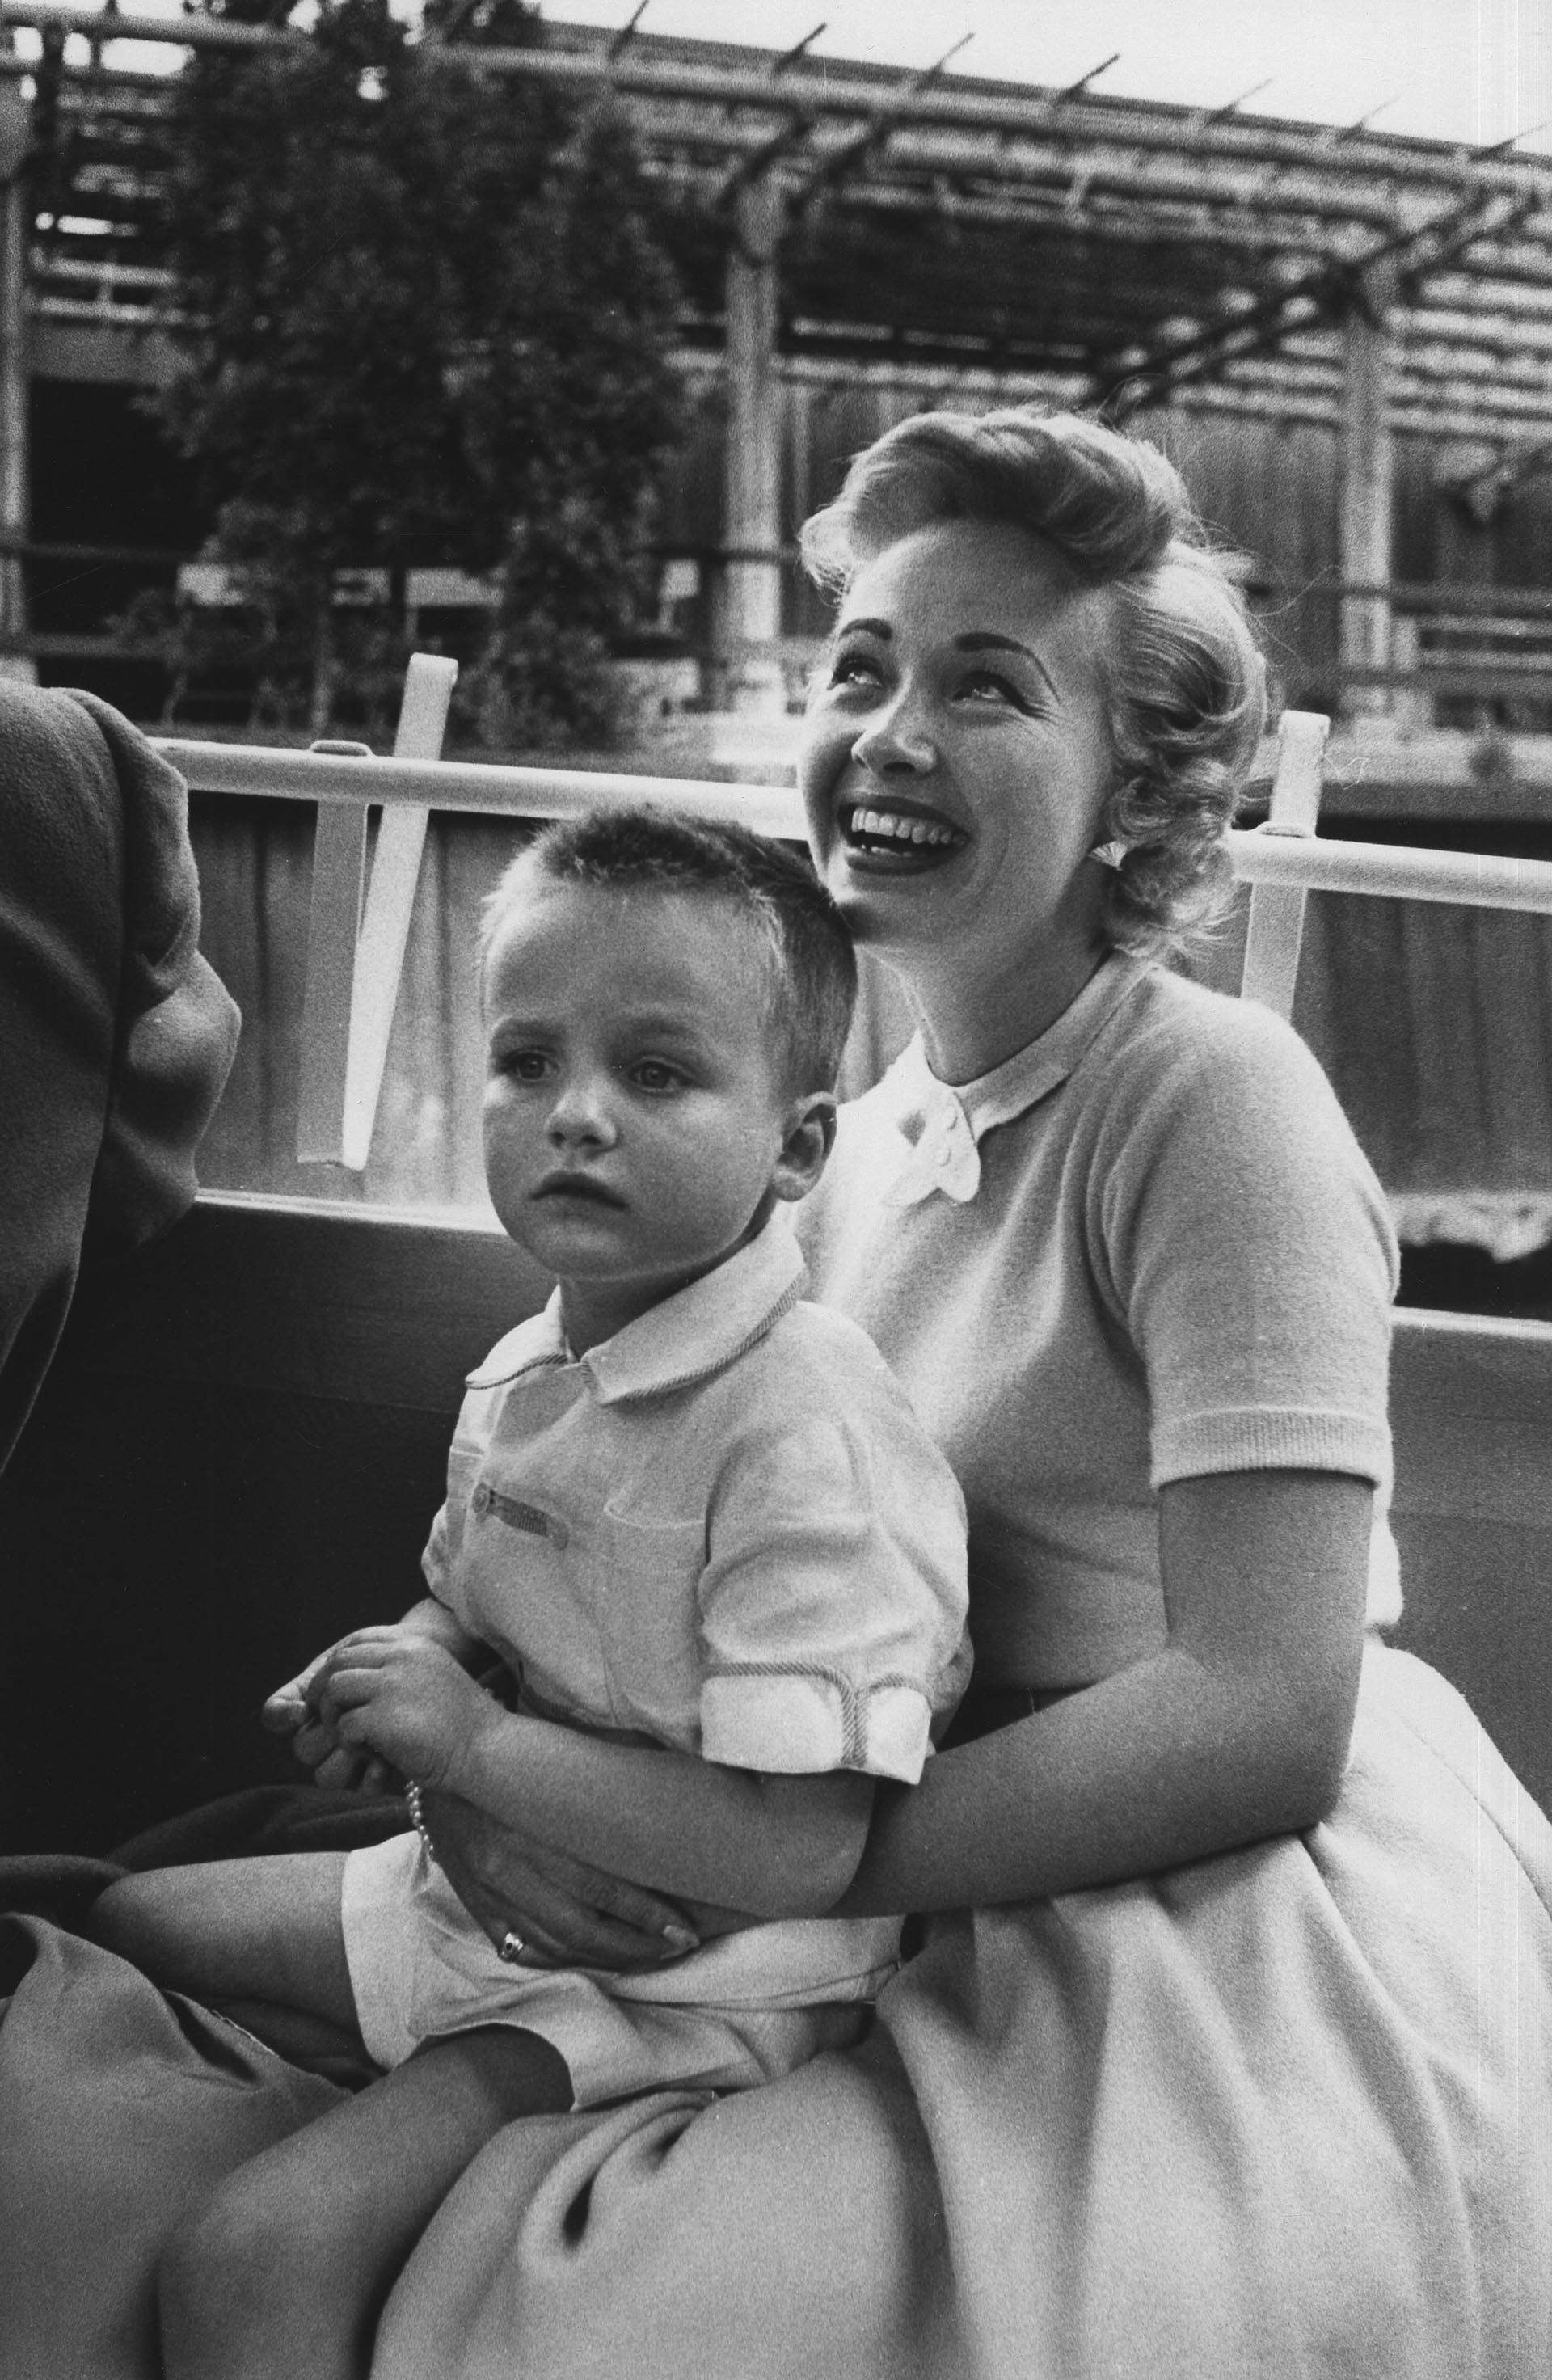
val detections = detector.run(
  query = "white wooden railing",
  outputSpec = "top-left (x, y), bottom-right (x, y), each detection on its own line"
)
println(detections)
top-left (155, 665), bottom-right (1552, 1174)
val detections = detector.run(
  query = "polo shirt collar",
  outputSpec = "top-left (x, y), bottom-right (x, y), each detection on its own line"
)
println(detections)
top-left (877, 952), bottom-right (1149, 1207)
top-left (576, 1212), bottom-right (807, 1405)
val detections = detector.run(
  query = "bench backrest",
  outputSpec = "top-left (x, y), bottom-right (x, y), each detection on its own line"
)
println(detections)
top-left (2, 1198), bottom-right (1548, 1853)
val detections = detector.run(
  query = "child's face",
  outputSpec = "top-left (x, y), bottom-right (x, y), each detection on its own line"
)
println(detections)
top-left (482, 871), bottom-right (828, 1340)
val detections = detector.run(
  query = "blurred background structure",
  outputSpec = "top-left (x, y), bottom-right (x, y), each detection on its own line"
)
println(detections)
top-left (3, 1), bottom-right (1552, 1308)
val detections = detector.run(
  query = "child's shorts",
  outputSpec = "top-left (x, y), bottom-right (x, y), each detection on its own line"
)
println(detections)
top-left (341, 1833), bottom-right (896, 2109)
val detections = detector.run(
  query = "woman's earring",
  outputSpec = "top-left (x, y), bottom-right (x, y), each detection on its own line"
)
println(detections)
top-left (1089, 841), bottom-right (1128, 870)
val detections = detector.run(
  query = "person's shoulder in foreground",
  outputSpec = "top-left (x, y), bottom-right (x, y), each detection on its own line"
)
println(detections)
top-left (0, 682), bottom-right (239, 1470)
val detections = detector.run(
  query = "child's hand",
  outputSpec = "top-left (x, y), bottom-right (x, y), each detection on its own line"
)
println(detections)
top-left (308, 1627), bottom-right (506, 1792)
top-left (263, 1641), bottom-right (399, 1793)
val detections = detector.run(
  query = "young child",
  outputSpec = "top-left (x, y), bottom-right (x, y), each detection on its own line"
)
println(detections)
top-left (91, 806), bottom-right (970, 2380)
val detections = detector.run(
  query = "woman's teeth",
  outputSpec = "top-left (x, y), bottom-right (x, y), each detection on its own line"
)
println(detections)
top-left (844, 806), bottom-right (962, 850)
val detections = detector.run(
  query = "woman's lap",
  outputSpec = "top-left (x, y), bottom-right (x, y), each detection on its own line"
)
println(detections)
top-left (373, 2033), bottom-right (956, 2380)
top-left (380, 1646), bottom-right (1552, 2380)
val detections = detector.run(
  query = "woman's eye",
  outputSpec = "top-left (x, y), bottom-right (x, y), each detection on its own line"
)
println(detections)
top-left (828, 649), bottom-right (884, 691)
top-left (958, 670), bottom-right (1027, 708)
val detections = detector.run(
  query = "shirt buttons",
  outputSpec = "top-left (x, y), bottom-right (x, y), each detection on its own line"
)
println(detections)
top-left (471, 1483), bottom-right (492, 1515)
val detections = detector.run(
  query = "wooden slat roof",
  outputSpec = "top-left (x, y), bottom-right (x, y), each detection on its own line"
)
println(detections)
top-left (12, 6), bottom-right (1552, 449)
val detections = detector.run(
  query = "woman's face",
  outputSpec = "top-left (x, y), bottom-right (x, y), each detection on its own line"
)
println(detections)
top-left (800, 517), bottom-right (1117, 1051)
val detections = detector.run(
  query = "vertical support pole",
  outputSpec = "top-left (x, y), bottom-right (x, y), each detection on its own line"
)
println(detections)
top-left (296, 655), bottom-right (458, 1168)
top-left (1240, 710), bottom-right (1329, 1020)
top-left (1339, 269), bottom-right (1395, 724)
top-left (338, 652), bottom-right (458, 1169)
top-left (723, 173), bottom-right (785, 716)
top-left (293, 790), bottom-right (364, 1161)
top-left (0, 95), bottom-right (32, 686)
top-left (297, 766), bottom-right (371, 1164)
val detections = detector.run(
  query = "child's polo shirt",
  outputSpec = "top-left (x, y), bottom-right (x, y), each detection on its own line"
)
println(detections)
top-left (424, 1214), bottom-right (970, 1784)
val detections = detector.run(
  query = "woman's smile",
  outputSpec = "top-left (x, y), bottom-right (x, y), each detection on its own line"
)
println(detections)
top-left (837, 794), bottom-right (969, 869)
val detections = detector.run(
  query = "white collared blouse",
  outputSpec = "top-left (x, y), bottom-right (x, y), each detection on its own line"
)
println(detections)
top-left (795, 954), bottom-right (1401, 1690)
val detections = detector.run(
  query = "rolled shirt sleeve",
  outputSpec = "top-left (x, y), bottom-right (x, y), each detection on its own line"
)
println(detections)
top-left (696, 1363), bottom-right (971, 1784)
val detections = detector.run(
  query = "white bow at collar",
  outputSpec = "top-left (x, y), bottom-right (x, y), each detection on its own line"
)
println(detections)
top-left (881, 1057), bottom-right (982, 1208)
top-left (871, 959), bottom-right (1151, 1213)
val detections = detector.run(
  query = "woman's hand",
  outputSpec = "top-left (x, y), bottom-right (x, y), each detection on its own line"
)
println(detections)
top-left (417, 1788), bottom-right (702, 1972)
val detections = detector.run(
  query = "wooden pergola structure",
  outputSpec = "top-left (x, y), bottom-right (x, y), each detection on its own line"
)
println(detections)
top-left (4, 6), bottom-right (1552, 711)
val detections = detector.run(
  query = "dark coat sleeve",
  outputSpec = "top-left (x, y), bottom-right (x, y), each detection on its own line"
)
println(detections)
top-left (0, 682), bottom-right (240, 1471)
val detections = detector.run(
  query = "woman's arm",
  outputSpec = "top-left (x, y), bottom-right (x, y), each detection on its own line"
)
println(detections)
top-left (413, 1793), bottom-right (702, 1966)
top-left (839, 1468), bottom-right (1372, 1917)
top-left (314, 1631), bottom-right (876, 1920)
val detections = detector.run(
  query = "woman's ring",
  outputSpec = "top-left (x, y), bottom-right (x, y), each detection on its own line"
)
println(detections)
top-left (498, 1929), bottom-right (525, 1964)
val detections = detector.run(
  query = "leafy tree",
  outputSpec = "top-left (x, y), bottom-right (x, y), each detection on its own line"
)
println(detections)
top-left (154, 0), bottom-right (682, 742)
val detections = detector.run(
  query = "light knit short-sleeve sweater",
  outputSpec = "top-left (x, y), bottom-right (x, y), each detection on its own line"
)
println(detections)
top-left (795, 952), bottom-right (1402, 1690)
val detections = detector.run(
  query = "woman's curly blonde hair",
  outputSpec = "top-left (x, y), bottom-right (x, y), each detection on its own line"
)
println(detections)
top-left (799, 407), bottom-right (1267, 956)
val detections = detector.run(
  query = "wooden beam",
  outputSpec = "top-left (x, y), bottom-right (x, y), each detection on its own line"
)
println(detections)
top-left (0, 91), bottom-right (28, 678)
top-left (722, 172), bottom-right (784, 715)
top-left (808, 169), bottom-right (1391, 262)
top-left (1217, 348), bottom-right (1552, 423)
top-left (11, 1), bottom-right (1549, 209)
top-left (1149, 378), bottom-right (1552, 441)
top-left (1101, 184), bottom-right (1541, 411)
top-left (875, 124), bottom-right (1402, 226)
top-left (786, 35), bottom-right (975, 215)
top-left (1339, 272), bottom-right (1395, 721)
top-left (1399, 303), bottom-right (1552, 352)
top-left (1423, 272), bottom-right (1552, 317)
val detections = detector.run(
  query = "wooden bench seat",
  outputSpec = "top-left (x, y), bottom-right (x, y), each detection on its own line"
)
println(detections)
top-left (2, 1194), bottom-right (1546, 1854)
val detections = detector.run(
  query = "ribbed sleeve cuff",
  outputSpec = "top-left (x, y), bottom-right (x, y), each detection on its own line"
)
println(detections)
top-left (1151, 1406), bottom-right (1392, 1490)
top-left (701, 1673), bottom-right (933, 1783)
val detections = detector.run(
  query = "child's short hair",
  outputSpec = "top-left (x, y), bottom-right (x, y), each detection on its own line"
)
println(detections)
top-left (483, 805), bottom-right (858, 1096)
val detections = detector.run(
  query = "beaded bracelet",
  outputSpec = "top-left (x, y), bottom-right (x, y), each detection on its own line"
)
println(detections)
top-left (405, 1780), bottom-right (440, 1869)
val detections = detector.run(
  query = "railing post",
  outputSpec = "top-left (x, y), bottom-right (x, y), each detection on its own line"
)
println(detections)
top-left (296, 653), bottom-right (458, 1167)
top-left (297, 762), bottom-right (370, 1163)
top-left (1239, 710), bottom-right (1329, 1019)
top-left (340, 654), bottom-right (458, 1168)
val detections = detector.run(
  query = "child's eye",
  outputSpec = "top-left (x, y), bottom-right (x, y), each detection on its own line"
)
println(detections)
top-left (630, 1060), bottom-right (687, 1093)
top-left (493, 1049), bottom-right (550, 1082)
